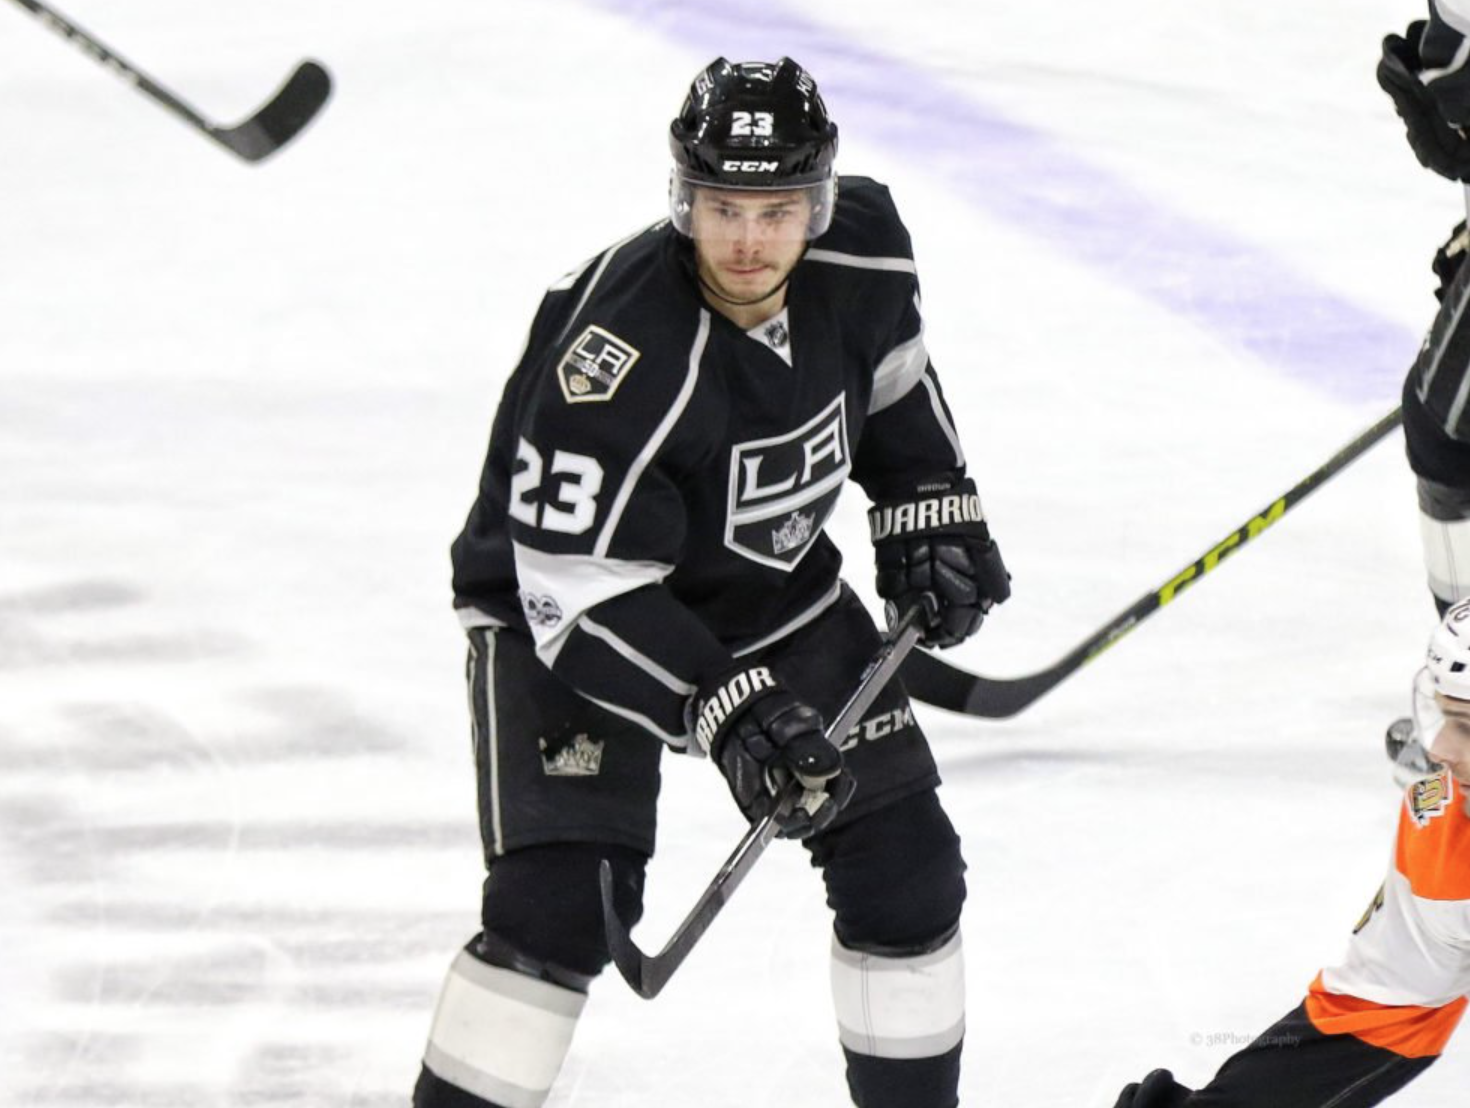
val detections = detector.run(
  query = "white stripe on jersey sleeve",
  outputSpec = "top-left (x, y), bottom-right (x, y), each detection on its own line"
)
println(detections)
top-left (1447, 362), bottom-right (1470, 436)
top-left (580, 690), bottom-right (690, 750)
top-left (1418, 274), bottom-right (1470, 401)
top-left (547, 254), bottom-right (596, 293)
top-left (732, 580), bottom-right (844, 657)
top-left (869, 329), bottom-right (929, 414)
top-left (805, 249), bottom-right (918, 274)
top-left (919, 368), bottom-right (966, 468)
top-left (551, 222), bottom-right (659, 346)
top-left (579, 616), bottom-right (697, 696)
top-left (511, 544), bottom-right (674, 663)
top-left (592, 309), bottom-right (708, 558)
top-left (1320, 865), bottom-right (1470, 1008)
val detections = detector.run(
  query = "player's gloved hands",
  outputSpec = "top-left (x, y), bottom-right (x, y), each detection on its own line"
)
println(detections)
top-left (691, 665), bottom-right (856, 838)
top-left (868, 476), bottom-right (1010, 649)
top-left (1378, 20), bottom-right (1470, 182)
top-left (1113, 1069), bottom-right (1192, 1108)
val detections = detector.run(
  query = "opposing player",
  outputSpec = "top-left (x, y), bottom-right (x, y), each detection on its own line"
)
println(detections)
top-left (1113, 600), bottom-right (1470, 1107)
top-left (411, 58), bottom-right (1011, 1108)
top-left (1373, 0), bottom-right (1470, 779)
top-left (1378, 0), bottom-right (1470, 615)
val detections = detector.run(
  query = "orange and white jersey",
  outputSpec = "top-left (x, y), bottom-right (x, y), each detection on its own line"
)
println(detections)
top-left (1306, 772), bottom-right (1470, 1059)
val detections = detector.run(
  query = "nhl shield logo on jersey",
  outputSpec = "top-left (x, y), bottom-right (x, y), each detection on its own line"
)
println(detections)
top-left (1407, 772), bottom-right (1454, 827)
top-left (725, 394), bottom-right (850, 570)
top-left (557, 325), bottom-right (640, 404)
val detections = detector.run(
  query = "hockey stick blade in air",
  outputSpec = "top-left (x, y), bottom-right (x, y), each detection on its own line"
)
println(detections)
top-left (8, 0), bottom-right (331, 162)
top-left (205, 60), bottom-right (331, 162)
top-left (599, 605), bottom-right (928, 999)
top-left (900, 406), bottom-right (1404, 719)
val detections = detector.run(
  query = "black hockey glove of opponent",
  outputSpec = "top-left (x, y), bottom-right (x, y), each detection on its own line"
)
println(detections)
top-left (691, 666), bottom-right (856, 839)
top-left (868, 476), bottom-right (1010, 649)
top-left (1112, 1069), bottom-right (1193, 1108)
top-left (1378, 20), bottom-right (1470, 182)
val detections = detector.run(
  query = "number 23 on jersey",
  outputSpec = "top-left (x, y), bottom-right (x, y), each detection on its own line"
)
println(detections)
top-left (508, 438), bottom-right (604, 535)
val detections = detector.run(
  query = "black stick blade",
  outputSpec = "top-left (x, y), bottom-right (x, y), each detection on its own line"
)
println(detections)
top-left (210, 59), bottom-right (331, 162)
top-left (899, 408), bottom-right (1404, 720)
top-left (599, 860), bottom-right (656, 998)
top-left (899, 646), bottom-right (1063, 718)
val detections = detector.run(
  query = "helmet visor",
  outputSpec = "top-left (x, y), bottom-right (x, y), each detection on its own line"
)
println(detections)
top-left (1412, 667), bottom-right (1470, 768)
top-left (1413, 667), bottom-right (1449, 762)
top-left (669, 172), bottom-right (836, 240)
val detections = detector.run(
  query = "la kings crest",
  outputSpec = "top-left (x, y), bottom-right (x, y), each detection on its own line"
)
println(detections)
top-left (725, 394), bottom-right (850, 570)
top-left (557, 325), bottom-right (640, 403)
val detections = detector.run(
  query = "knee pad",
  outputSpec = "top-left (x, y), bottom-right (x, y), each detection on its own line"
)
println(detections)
top-left (808, 789), bottom-right (966, 952)
top-left (479, 843), bottom-right (647, 986)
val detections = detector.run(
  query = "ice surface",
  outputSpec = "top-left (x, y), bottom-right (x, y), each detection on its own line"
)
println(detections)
top-left (0, 0), bottom-right (1463, 1104)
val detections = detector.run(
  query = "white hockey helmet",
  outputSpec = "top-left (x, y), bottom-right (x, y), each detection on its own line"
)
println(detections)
top-left (1427, 599), bottom-right (1470, 703)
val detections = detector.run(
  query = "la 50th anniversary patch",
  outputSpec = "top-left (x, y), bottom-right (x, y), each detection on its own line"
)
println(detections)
top-left (558, 326), bottom-right (640, 404)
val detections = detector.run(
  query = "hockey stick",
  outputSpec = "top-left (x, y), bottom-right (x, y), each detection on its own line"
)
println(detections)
top-left (899, 406), bottom-right (1405, 718)
top-left (598, 604), bottom-right (927, 999)
top-left (7, 0), bottom-right (331, 162)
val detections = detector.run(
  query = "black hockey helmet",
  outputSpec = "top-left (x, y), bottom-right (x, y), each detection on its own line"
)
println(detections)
top-left (668, 57), bottom-right (839, 238)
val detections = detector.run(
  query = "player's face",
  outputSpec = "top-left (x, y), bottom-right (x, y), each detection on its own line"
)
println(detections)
top-left (1429, 694), bottom-right (1470, 785)
top-left (690, 187), bottom-right (812, 308)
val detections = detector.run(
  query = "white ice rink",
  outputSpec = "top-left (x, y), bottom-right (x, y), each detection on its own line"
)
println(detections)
top-left (1, 1), bottom-right (1465, 1104)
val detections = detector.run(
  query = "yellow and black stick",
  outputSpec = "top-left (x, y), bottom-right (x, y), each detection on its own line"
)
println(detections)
top-left (901, 407), bottom-right (1404, 718)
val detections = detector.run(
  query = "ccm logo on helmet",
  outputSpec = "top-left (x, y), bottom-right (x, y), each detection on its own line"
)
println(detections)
top-left (722, 159), bottom-right (780, 173)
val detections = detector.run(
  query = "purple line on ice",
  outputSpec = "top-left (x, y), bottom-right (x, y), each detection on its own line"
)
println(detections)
top-left (582, 0), bottom-right (1418, 403)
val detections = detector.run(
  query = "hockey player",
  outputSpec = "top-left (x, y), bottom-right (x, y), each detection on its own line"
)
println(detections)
top-left (411, 58), bottom-right (1011, 1108)
top-left (1378, 0), bottom-right (1470, 614)
top-left (1374, 0), bottom-right (1470, 778)
top-left (1112, 600), bottom-right (1470, 1107)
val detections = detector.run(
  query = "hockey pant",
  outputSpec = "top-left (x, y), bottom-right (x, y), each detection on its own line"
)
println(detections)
top-left (1405, 249), bottom-right (1470, 615)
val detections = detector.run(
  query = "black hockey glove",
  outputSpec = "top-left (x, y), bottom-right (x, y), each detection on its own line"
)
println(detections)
top-left (692, 666), bottom-right (856, 839)
top-left (1378, 20), bottom-right (1470, 182)
top-left (1112, 1069), bottom-right (1193, 1108)
top-left (868, 477), bottom-right (1011, 649)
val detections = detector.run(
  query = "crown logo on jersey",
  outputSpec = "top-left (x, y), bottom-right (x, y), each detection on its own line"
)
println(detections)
top-left (539, 733), bottom-right (605, 777)
top-left (1407, 771), bottom-right (1453, 827)
top-left (771, 510), bottom-right (815, 555)
top-left (558, 325), bottom-right (641, 404)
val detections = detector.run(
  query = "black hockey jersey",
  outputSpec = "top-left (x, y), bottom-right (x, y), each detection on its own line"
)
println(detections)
top-left (451, 177), bottom-right (974, 747)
